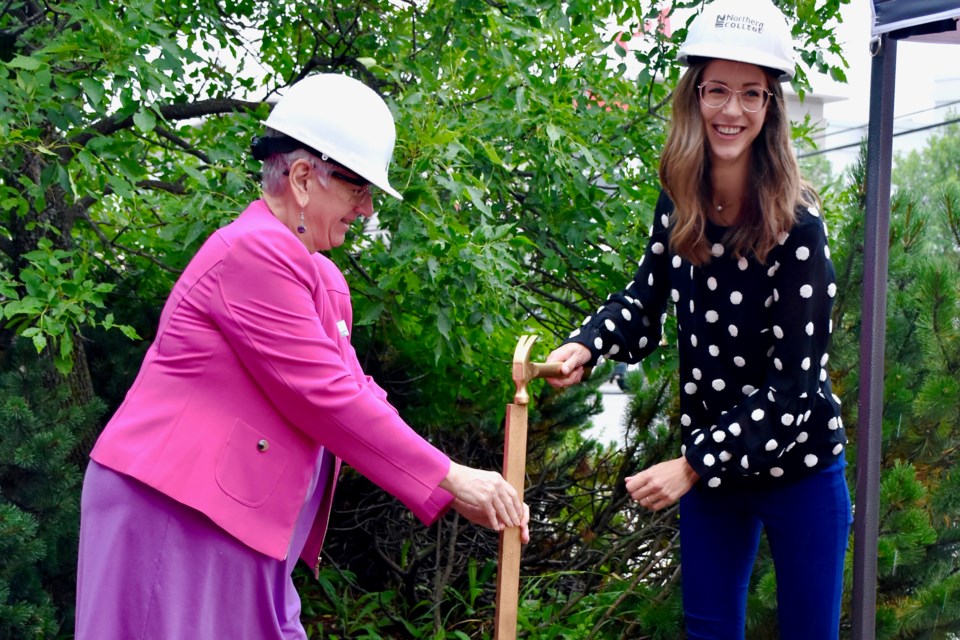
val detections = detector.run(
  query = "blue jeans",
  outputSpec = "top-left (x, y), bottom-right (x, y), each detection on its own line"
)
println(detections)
top-left (679, 463), bottom-right (852, 640)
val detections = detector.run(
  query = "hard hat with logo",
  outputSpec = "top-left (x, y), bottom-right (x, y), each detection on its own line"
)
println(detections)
top-left (676, 0), bottom-right (796, 81)
top-left (251, 74), bottom-right (403, 200)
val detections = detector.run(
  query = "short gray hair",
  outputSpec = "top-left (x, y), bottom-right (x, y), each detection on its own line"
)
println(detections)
top-left (260, 128), bottom-right (336, 196)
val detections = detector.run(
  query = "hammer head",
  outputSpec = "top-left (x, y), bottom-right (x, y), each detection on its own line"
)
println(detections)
top-left (511, 335), bottom-right (563, 405)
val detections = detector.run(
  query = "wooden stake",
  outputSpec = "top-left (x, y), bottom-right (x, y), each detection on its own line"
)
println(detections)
top-left (494, 335), bottom-right (562, 640)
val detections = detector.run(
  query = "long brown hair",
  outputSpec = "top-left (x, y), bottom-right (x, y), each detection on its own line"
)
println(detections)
top-left (658, 59), bottom-right (818, 265)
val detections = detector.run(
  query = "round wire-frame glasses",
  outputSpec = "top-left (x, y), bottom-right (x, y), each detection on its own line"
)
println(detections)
top-left (697, 81), bottom-right (772, 113)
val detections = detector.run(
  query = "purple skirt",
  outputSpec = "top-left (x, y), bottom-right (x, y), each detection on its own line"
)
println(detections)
top-left (75, 458), bottom-right (328, 640)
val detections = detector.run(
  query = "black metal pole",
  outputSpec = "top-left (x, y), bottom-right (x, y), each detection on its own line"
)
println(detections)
top-left (851, 33), bottom-right (897, 640)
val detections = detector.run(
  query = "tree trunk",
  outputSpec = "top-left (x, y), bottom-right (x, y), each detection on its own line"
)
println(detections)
top-left (9, 149), bottom-right (100, 454)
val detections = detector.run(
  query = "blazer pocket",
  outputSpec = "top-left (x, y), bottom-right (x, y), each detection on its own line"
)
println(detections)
top-left (215, 419), bottom-right (290, 508)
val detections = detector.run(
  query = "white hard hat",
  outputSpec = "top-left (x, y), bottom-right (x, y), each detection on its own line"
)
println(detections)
top-left (676, 0), bottom-right (796, 81)
top-left (256, 74), bottom-right (402, 199)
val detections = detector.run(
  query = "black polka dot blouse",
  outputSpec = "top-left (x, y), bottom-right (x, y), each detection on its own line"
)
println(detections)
top-left (565, 191), bottom-right (847, 490)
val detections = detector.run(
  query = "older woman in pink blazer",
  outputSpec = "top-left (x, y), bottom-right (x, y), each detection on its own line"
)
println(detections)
top-left (75, 74), bottom-right (527, 640)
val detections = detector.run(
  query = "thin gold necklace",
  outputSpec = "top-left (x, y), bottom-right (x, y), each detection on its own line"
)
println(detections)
top-left (711, 200), bottom-right (740, 225)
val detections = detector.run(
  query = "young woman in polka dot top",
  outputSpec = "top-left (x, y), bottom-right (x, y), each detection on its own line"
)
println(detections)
top-left (546, 1), bottom-right (852, 637)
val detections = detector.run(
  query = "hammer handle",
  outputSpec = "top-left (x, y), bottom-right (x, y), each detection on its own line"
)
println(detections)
top-left (531, 361), bottom-right (564, 379)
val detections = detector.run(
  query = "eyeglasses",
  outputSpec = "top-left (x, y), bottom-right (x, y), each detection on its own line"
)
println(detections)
top-left (281, 162), bottom-right (374, 203)
top-left (697, 81), bottom-right (772, 113)
top-left (329, 170), bottom-right (373, 204)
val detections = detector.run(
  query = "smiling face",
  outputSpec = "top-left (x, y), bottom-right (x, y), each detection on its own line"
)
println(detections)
top-left (698, 59), bottom-right (770, 169)
top-left (301, 163), bottom-right (375, 251)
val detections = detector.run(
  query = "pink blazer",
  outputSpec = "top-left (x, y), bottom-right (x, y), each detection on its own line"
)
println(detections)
top-left (91, 200), bottom-right (453, 567)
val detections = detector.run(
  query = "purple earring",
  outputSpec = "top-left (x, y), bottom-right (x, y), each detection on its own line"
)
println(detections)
top-left (297, 210), bottom-right (306, 234)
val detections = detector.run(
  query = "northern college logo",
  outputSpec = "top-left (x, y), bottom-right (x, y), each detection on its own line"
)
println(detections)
top-left (715, 13), bottom-right (766, 34)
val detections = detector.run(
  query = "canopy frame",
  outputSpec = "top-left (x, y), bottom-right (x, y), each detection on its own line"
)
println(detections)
top-left (853, 2), bottom-right (958, 637)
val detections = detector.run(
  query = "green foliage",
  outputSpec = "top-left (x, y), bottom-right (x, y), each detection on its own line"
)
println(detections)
top-left (893, 112), bottom-right (960, 196)
top-left (1, 238), bottom-right (137, 374)
top-left (0, 339), bottom-right (106, 639)
top-left (893, 113), bottom-right (960, 257)
top-left (795, 134), bottom-right (839, 198)
top-left (0, 0), bottom-right (851, 637)
top-left (0, 0), bottom-right (264, 374)
top-left (824, 147), bottom-right (960, 639)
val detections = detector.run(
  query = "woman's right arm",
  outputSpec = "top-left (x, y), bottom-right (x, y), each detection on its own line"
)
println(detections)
top-left (441, 462), bottom-right (529, 541)
top-left (545, 342), bottom-right (593, 388)
top-left (548, 193), bottom-right (674, 387)
top-left (211, 225), bottom-right (511, 528)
